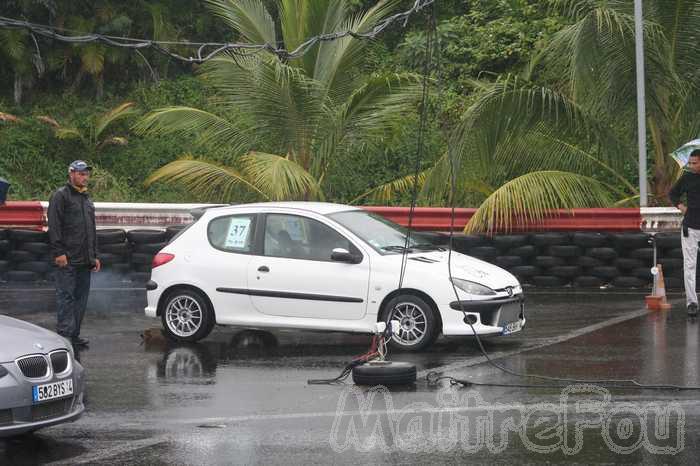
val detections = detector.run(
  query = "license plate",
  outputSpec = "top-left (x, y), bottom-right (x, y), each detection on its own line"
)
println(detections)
top-left (33, 379), bottom-right (73, 403)
top-left (502, 320), bottom-right (523, 335)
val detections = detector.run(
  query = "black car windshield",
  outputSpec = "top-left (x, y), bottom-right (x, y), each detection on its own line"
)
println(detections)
top-left (328, 210), bottom-right (439, 254)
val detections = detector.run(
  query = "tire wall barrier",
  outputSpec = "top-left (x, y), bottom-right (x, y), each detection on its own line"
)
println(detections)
top-left (0, 203), bottom-right (685, 289)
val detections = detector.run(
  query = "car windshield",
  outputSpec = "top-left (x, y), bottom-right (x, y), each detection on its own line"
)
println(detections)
top-left (328, 210), bottom-right (441, 254)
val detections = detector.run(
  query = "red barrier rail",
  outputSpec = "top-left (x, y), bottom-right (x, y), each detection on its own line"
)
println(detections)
top-left (0, 202), bottom-right (644, 232)
top-left (363, 207), bottom-right (642, 232)
top-left (0, 201), bottom-right (45, 230)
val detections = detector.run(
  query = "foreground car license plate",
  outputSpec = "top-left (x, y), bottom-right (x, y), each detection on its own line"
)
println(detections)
top-left (502, 320), bottom-right (522, 335)
top-left (33, 379), bottom-right (73, 403)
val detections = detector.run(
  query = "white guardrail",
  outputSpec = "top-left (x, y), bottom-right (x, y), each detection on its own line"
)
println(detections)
top-left (35, 202), bottom-right (684, 232)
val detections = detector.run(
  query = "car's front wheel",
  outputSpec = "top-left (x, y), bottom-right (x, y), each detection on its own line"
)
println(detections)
top-left (161, 289), bottom-right (215, 342)
top-left (381, 294), bottom-right (439, 352)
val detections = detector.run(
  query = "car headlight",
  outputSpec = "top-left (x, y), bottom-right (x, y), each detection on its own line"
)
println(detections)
top-left (0, 364), bottom-right (8, 378)
top-left (451, 278), bottom-right (496, 296)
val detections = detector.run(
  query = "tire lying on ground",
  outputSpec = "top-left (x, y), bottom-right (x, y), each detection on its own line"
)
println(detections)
top-left (495, 256), bottom-right (523, 268)
top-left (533, 256), bottom-right (565, 268)
top-left (531, 232), bottom-right (569, 247)
top-left (573, 276), bottom-right (604, 288)
top-left (576, 256), bottom-right (605, 268)
top-left (654, 232), bottom-right (680, 249)
top-left (665, 277), bottom-right (683, 289)
top-left (352, 361), bottom-right (417, 386)
top-left (493, 235), bottom-right (528, 250)
top-left (585, 247), bottom-right (617, 261)
top-left (589, 266), bottom-right (620, 280)
top-left (129, 271), bottom-right (151, 283)
top-left (614, 258), bottom-right (645, 271)
top-left (628, 248), bottom-right (654, 261)
top-left (610, 232), bottom-right (650, 250)
top-left (7, 250), bottom-right (35, 263)
top-left (548, 265), bottom-right (582, 278)
top-left (509, 266), bottom-right (539, 280)
top-left (99, 242), bottom-right (129, 255)
top-left (547, 245), bottom-right (582, 258)
top-left (5, 270), bottom-right (38, 282)
top-left (572, 232), bottom-right (609, 248)
top-left (16, 261), bottom-right (50, 273)
top-left (8, 229), bottom-right (48, 243)
top-left (532, 275), bottom-right (567, 287)
top-left (612, 276), bottom-right (648, 288)
top-left (467, 246), bottom-right (498, 260)
top-left (97, 229), bottom-right (127, 245)
top-left (127, 229), bottom-right (168, 244)
top-left (508, 245), bottom-right (537, 257)
top-left (134, 242), bottom-right (168, 254)
top-left (166, 225), bottom-right (189, 240)
top-left (19, 242), bottom-right (50, 255)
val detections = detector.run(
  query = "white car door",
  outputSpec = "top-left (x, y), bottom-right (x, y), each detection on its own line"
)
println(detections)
top-left (202, 213), bottom-right (257, 322)
top-left (247, 213), bottom-right (370, 320)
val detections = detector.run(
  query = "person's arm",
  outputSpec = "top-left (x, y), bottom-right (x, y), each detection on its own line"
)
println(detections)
top-left (47, 189), bottom-right (68, 265)
top-left (669, 174), bottom-right (687, 213)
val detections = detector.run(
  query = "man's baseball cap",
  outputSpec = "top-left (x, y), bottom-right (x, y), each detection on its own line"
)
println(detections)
top-left (68, 160), bottom-right (92, 172)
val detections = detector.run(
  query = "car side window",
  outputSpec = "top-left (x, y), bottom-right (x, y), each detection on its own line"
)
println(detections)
top-left (264, 214), bottom-right (354, 261)
top-left (208, 214), bottom-right (255, 253)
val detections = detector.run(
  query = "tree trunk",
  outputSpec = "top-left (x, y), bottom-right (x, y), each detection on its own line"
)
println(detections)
top-left (13, 74), bottom-right (22, 105)
top-left (95, 74), bottom-right (104, 101)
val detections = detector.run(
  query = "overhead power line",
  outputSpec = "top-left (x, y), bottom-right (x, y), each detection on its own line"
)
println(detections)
top-left (0, 0), bottom-right (436, 64)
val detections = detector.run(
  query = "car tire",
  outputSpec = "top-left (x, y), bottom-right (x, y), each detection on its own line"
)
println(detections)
top-left (614, 258), bottom-right (645, 270)
top-left (576, 256), bottom-right (605, 268)
top-left (0, 239), bottom-right (10, 252)
top-left (510, 265), bottom-right (539, 278)
top-left (7, 250), bottom-right (36, 263)
top-left (667, 248), bottom-right (683, 259)
top-left (533, 256), bottom-right (565, 268)
top-left (19, 242), bottom-right (50, 254)
top-left (654, 232), bottom-right (680, 249)
top-left (0, 260), bottom-right (9, 273)
top-left (585, 247), bottom-right (618, 261)
top-left (127, 229), bottom-right (167, 244)
top-left (161, 289), bottom-right (216, 342)
top-left (495, 256), bottom-right (523, 268)
top-left (352, 361), bottom-right (417, 386)
top-left (16, 261), bottom-right (50, 273)
top-left (381, 294), bottom-right (438, 352)
top-left (97, 229), bottom-right (127, 245)
top-left (507, 245), bottom-right (537, 257)
top-left (532, 275), bottom-right (567, 287)
top-left (548, 265), bottom-right (581, 278)
top-left (99, 242), bottom-right (129, 254)
top-left (492, 235), bottom-right (528, 250)
top-left (589, 266), bottom-right (620, 280)
top-left (628, 248), bottom-right (653, 261)
top-left (610, 233), bottom-right (650, 250)
top-left (571, 232), bottom-right (609, 248)
top-left (531, 232), bottom-right (568, 246)
top-left (547, 245), bottom-right (582, 258)
top-left (8, 229), bottom-right (48, 243)
top-left (467, 246), bottom-right (499, 260)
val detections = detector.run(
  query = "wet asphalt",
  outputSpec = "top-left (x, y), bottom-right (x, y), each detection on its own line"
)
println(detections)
top-left (0, 286), bottom-right (699, 465)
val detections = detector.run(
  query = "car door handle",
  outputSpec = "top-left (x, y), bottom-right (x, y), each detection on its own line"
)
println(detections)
top-left (257, 265), bottom-right (270, 273)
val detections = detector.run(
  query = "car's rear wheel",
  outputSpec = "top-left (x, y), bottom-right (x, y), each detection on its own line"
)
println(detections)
top-left (381, 295), bottom-right (438, 352)
top-left (161, 289), bottom-right (215, 342)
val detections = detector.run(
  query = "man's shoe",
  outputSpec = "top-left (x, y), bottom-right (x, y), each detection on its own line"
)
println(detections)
top-left (71, 337), bottom-right (89, 346)
top-left (687, 303), bottom-right (698, 317)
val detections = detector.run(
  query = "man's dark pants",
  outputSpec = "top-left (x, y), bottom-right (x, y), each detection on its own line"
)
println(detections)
top-left (55, 265), bottom-right (91, 338)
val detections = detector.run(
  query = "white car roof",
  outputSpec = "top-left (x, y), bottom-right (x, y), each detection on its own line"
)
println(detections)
top-left (207, 201), bottom-right (362, 216)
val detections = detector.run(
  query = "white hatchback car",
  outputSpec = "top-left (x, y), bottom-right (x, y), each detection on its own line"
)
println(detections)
top-left (145, 202), bottom-right (525, 351)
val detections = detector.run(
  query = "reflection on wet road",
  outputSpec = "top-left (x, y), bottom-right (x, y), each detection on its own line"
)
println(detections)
top-left (1, 291), bottom-right (699, 464)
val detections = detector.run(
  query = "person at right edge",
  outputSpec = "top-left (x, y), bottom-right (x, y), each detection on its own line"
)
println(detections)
top-left (48, 160), bottom-right (101, 346)
top-left (669, 149), bottom-right (700, 317)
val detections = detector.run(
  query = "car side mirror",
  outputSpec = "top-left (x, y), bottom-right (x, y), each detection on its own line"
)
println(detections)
top-left (331, 248), bottom-right (361, 264)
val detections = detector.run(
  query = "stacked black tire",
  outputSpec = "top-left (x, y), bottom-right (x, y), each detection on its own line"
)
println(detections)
top-left (449, 231), bottom-right (668, 289)
top-left (0, 228), bottom-right (53, 283)
top-left (1, 226), bottom-right (186, 285)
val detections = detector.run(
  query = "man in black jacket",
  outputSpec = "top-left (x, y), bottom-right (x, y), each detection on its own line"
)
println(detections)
top-left (669, 149), bottom-right (700, 317)
top-left (48, 160), bottom-right (101, 346)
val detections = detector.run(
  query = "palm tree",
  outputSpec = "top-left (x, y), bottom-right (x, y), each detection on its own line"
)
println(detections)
top-left (376, 0), bottom-right (700, 233)
top-left (38, 102), bottom-right (139, 156)
top-left (135, 0), bottom-right (422, 201)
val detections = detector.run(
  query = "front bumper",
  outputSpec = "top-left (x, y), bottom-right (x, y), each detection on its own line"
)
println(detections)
top-left (0, 360), bottom-right (86, 438)
top-left (441, 294), bottom-right (526, 336)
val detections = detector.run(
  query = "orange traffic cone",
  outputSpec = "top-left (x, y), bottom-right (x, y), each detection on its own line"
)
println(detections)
top-left (645, 264), bottom-right (672, 311)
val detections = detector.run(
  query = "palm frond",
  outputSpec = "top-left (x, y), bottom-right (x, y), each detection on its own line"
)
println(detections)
top-left (134, 106), bottom-right (251, 156)
top-left (350, 170), bottom-right (428, 205)
top-left (465, 170), bottom-right (615, 234)
top-left (0, 112), bottom-right (21, 123)
top-left (55, 128), bottom-right (83, 141)
top-left (36, 115), bottom-right (60, 128)
top-left (96, 136), bottom-right (128, 150)
top-left (145, 158), bottom-right (268, 201)
top-left (94, 102), bottom-right (138, 139)
top-left (239, 151), bottom-right (321, 200)
top-left (205, 0), bottom-right (276, 45)
top-left (79, 44), bottom-right (105, 76)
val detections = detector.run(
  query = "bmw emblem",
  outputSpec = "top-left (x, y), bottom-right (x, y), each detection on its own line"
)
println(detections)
top-left (34, 343), bottom-right (44, 350)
